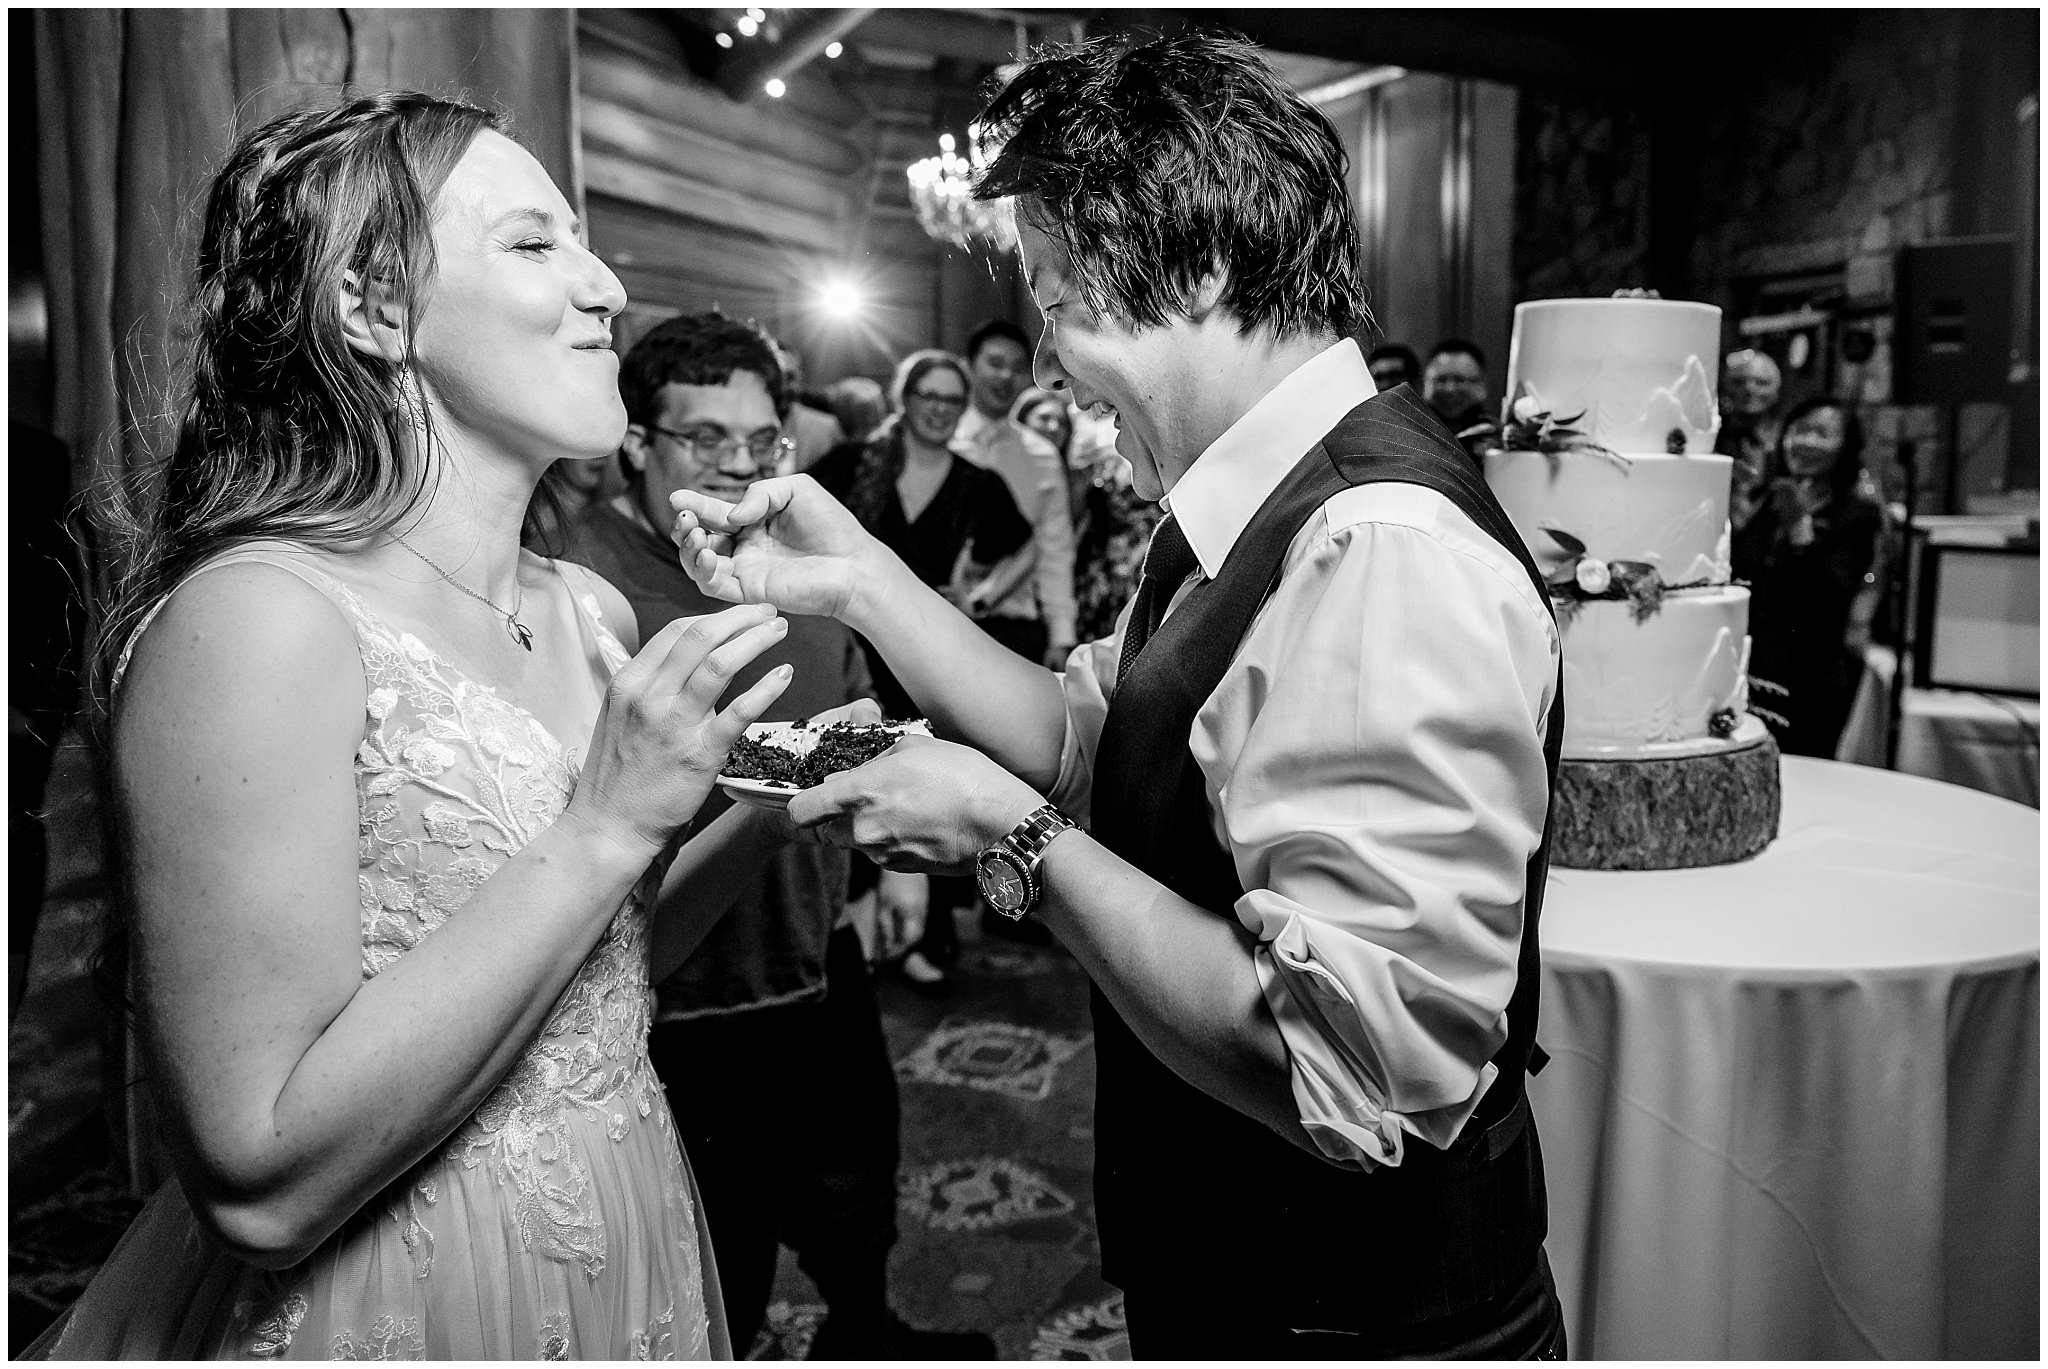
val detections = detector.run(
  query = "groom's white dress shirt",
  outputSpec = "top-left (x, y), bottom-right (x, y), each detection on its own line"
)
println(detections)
top-left (1050, 338), bottom-right (1560, 1171)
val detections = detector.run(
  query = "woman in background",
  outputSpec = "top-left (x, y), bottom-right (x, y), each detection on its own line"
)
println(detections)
top-left (808, 353), bottom-right (1032, 994)
top-left (1732, 395), bottom-right (1883, 758)
top-left (39, 92), bottom-right (797, 1359)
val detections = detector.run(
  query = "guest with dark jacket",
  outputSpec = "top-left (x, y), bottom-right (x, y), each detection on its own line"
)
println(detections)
top-left (1731, 396), bottom-right (1883, 758)
top-left (808, 350), bottom-right (1034, 995)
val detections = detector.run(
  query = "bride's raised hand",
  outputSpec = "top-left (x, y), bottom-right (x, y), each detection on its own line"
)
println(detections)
top-left (671, 475), bottom-right (883, 620)
top-left (563, 603), bottom-right (794, 863)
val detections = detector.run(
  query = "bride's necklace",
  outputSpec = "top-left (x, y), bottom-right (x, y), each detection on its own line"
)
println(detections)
top-left (392, 534), bottom-right (534, 651)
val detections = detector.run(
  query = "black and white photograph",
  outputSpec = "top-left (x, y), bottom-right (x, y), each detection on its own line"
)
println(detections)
top-left (8, 6), bottom-right (2039, 1360)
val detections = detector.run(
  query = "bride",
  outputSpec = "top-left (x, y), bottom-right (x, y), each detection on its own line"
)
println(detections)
top-left (36, 92), bottom-right (809, 1359)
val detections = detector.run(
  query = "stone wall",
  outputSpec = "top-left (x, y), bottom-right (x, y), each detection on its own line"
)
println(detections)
top-left (1688, 12), bottom-right (1960, 316)
top-left (1511, 11), bottom-right (2035, 507)
top-left (1696, 12), bottom-right (2036, 508)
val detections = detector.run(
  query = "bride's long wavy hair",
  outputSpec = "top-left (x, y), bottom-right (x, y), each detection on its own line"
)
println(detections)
top-left (88, 90), bottom-right (535, 727)
top-left (86, 91), bottom-right (536, 1014)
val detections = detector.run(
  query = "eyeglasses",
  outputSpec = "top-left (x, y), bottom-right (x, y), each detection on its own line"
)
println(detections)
top-left (645, 424), bottom-right (795, 466)
top-left (906, 389), bottom-right (969, 410)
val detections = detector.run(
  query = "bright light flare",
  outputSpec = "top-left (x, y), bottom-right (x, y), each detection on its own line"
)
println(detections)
top-left (764, 78), bottom-right (786, 98)
top-left (825, 41), bottom-right (843, 58)
top-left (715, 31), bottom-right (734, 47)
top-left (818, 279), bottom-right (865, 320)
top-left (735, 15), bottom-right (758, 36)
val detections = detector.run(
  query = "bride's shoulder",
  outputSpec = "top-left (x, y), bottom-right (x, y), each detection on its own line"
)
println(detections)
top-left (118, 542), bottom-right (366, 734)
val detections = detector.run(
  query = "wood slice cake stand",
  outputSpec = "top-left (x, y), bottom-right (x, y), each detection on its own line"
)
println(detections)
top-left (1552, 729), bottom-right (1782, 870)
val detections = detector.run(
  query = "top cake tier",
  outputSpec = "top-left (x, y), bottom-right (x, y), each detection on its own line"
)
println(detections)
top-left (1506, 298), bottom-right (1723, 454)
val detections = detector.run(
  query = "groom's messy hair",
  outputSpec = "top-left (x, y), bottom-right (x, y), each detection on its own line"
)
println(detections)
top-left (972, 30), bottom-right (1370, 341)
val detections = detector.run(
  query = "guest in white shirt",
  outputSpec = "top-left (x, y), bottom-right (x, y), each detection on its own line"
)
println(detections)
top-left (953, 319), bottom-right (1079, 669)
top-left (674, 31), bottom-right (1566, 1361)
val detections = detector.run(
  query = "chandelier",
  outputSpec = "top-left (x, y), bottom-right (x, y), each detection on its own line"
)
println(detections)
top-left (905, 129), bottom-right (1016, 252)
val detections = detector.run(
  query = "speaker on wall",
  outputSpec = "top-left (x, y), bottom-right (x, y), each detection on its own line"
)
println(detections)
top-left (1893, 237), bottom-right (2016, 405)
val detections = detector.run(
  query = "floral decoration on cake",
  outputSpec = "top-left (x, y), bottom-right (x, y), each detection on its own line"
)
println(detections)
top-left (1498, 386), bottom-right (1625, 467)
top-left (1540, 528), bottom-right (1667, 625)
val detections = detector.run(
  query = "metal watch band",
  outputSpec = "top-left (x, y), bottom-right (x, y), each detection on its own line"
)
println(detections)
top-left (977, 804), bottom-right (1075, 920)
top-left (1002, 804), bottom-right (1076, 864)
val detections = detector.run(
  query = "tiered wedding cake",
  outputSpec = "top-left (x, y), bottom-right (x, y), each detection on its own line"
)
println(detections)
top-left (1486, 295), bottom-right (1780, 868)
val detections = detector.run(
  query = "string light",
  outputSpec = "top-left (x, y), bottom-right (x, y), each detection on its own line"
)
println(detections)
top-left (764, 78), bottom-right (786, 98)
top-left (745, 6), bottom-right (766, 20)
top-left (716, 31), bottom-right (733, 47)
top-left (735, 15), bottom-right (758, 36)
top-left (825, 40), bottom-right (843, 58)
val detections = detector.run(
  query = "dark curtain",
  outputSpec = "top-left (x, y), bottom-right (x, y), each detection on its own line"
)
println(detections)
top-left (37, 8), bottom-right (579, 562)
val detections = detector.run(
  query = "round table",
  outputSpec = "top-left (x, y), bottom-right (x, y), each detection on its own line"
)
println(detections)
top-left (1529, 756), bottom-right (2038, 1359)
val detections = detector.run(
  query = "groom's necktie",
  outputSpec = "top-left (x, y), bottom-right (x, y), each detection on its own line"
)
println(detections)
top-left (1116, 513), bottom-right (1201, 687)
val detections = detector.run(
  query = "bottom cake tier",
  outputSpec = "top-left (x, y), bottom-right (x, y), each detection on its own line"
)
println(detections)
top-left (1550, 724), bottom-right (1781, 870)
top-left (1559, 585), bottom-right (1750, 756)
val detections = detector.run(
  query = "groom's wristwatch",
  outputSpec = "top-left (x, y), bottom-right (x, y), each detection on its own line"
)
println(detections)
top-left (975, 804), bottom-right (1077, 920)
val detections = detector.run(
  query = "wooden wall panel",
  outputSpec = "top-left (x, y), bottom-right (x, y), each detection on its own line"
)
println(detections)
top-left (583, 148), bottom-right (845, 254)
top-left (575, 11), bottom-right (1012, 385)
top-left (580, 95), bottom-right (854, 224)
top-left (579, 24), bottom-right (863, 177)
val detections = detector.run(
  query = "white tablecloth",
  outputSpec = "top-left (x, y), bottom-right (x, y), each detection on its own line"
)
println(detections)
top-left (1837, 645), bottom-right (2040, 807)
top-left (1530, 756), bottom-right (2039, 1359)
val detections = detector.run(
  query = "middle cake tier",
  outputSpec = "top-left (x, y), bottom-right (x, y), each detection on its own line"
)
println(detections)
top-left (1486, 449), bottom-right (1734, 587)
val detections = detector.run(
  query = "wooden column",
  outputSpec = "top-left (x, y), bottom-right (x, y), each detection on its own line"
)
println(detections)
top-left (1346, 71), bottom-right (1515, 390)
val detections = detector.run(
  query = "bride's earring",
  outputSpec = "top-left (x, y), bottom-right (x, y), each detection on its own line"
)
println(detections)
top-left (395, 365), bottom-right (426, 431)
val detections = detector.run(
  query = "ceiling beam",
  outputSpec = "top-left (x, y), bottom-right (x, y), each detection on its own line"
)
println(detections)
top-left (1298, 65), bottom-right (1408, 108)
top-left (1096, 8), bottom-right (1673, 102)
top-left (846, 8), bottom-right (1031, 67)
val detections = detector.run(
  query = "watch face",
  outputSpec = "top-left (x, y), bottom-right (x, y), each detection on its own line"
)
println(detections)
top-left (977, 851), bottom-right (1029, 912)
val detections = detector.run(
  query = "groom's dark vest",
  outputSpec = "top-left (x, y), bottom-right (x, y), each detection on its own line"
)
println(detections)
top-left (1089, 385), bottom-right (1565, 1332)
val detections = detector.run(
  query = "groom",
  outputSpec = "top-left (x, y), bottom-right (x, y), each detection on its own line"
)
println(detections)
top-left (675, 32), bottom-right (1567, 1359)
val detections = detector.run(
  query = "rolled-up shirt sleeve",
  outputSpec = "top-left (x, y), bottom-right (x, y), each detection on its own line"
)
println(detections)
top-left (1047, 610), bottom-right (1123, 828)
top-left (1202, 496), bottom-right (1558, 1171)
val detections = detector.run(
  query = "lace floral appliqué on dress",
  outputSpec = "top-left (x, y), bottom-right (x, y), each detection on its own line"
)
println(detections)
top-left (36, 555), bottom-right (727, 1361)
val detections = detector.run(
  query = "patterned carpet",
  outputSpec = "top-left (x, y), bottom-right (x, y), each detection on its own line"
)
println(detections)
top-left (9, 915), bottom-right (1125, 1360)
top-left (747, 925), bottom-right (1127, 1360)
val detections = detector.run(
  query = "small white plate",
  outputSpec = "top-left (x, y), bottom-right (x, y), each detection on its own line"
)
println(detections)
top-left (716, 774), bottom-right (805, 810)
top-left (716, 718), bottom-right (931, 810)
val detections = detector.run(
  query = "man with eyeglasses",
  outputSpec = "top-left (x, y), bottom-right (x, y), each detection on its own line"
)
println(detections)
top-left (565, 311), bottom-right (991, 1360)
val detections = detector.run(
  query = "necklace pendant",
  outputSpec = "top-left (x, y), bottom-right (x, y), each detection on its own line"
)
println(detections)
top-left (510, 618), bottom-right (533, 651)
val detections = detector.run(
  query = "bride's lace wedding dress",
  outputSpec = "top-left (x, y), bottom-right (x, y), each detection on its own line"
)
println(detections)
top-left (37, 552), bottom-right (728, 1360)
